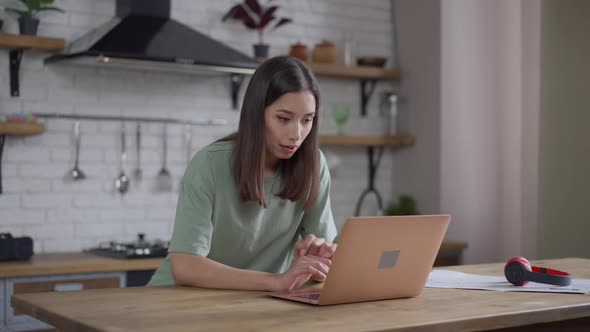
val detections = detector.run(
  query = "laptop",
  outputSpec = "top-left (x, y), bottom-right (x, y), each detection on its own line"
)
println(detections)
top-left (268, 214), bottom-right (451, 305)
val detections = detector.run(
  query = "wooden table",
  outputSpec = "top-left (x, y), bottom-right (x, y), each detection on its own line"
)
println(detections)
top-left (11, 258), bottom-right (590, 332)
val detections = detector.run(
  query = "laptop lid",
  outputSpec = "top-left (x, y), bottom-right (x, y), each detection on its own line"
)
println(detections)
top-left (317, 215), bottom-right (451, 305)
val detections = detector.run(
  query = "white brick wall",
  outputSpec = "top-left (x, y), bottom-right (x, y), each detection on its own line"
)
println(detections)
top-left (0, 0), bottom-right (397, 253)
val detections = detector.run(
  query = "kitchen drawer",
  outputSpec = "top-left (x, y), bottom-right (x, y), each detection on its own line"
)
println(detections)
top-left (6, 272), bottom-right (124, 331)
top-left (1, 279), bottom-right (5, 329)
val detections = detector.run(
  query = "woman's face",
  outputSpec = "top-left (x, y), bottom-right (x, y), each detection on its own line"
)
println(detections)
top-left (264, 91), bottom-right (316, 162)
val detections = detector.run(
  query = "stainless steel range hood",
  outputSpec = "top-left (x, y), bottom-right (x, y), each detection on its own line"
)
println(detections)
top-left (44, 0), bottom-right (258, 75)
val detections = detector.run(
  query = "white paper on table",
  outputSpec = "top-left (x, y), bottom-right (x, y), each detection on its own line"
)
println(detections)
top-left (426, 269), bottom-right (590, 294)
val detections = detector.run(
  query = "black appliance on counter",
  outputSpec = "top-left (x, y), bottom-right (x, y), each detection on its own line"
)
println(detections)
top-left (85, 233), bottom-right (169, 259)
top-left (0, 233), bottom-right (33, 261)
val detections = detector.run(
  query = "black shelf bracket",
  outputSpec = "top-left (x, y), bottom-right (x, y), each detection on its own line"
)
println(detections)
top-left (354, 146), bottom-right (385, 216)
top-left (9, 49), bottom-right (24, 97)
top-left (360, 79), bottom-right (377, 116)
top-left (230, 73), bottom-right (245, 110)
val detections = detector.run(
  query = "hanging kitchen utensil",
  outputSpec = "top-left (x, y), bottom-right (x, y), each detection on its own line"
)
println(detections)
top-left (179, 124), bottom-right (193, 191)
top-left (66, 121), bottom-right (85, 181)
top-left (155, 125), bottom-right (172, 192)
top-left (114, 123), bottom-right (130, 194)
top-left (133, 122), bottom-right (142, 182)
top-left (184, 124), bottom-right (192, 165)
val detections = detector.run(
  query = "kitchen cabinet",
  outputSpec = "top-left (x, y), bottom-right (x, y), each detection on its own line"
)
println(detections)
top-left (1, 279), bottom-right (4, 330)
top-left (5, 272), bottom-right (123, 332)
top-left (0, 253), bottom-right (162, 279)
top-left (0, 253), bottom-right (161, 331)
top-left (434, 242), bottom-right (468, 266)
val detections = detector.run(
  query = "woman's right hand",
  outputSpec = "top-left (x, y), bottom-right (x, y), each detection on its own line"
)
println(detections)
top-left (272, 255), bottom-right (331, 292)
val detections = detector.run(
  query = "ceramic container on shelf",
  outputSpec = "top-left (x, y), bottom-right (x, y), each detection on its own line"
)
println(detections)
top-left (289, 42), bottom-right (309, 62)
top-left (379, 92), bottom-right (399, 136)
top-left (312, 40), bottom-right (338, 64)
top-left (356, 56), bottom-right (387, 67)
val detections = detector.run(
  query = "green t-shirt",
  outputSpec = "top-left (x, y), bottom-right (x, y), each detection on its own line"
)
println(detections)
top-left (148, 140), bottom-right (337, 286)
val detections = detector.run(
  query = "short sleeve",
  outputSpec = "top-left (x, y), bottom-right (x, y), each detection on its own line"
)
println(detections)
top-left (299, 150), bottom-right (338, 242)
top-left (168, 149), bottom-right (215, 256)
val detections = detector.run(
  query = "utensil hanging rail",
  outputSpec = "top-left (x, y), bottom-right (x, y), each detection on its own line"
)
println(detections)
top-left (32, 113), bottom-right (227, 126)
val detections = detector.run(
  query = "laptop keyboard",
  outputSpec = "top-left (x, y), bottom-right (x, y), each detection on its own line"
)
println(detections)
top-left (294, 293), bottom-right (320, 300)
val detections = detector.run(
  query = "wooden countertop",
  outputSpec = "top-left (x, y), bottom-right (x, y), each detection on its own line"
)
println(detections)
top-left (11, 258), bottom-right (590, 332)
top-left (0, 244), bottom-right (466, 278)
top-left (0, 253), bottom-right (163, 278)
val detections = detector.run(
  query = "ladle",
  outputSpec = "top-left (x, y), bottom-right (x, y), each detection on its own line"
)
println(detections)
top-left (66, 121), bottom-right (85, 181)
top-left (114, 124), bottom-right (130, 194)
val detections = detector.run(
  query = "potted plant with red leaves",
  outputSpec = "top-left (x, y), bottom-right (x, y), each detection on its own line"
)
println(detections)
top-left (222, 0), bottom-right (292, 59)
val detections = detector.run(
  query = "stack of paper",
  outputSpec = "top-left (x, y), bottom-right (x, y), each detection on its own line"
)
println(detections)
top-left (426, 269), bottom-right (590, 294)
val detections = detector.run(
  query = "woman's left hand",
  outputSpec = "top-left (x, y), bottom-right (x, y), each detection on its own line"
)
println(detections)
top-left (295, 234), bottom-right (337, 260)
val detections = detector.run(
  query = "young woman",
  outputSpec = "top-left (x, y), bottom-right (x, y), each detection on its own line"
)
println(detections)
top-left (148, 56), bottom-right (338, 292)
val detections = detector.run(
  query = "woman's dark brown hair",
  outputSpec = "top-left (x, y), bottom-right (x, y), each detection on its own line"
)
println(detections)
top-left (223, 56), bottom-right (321, 212)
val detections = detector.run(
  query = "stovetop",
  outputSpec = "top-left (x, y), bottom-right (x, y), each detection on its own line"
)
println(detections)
top-left (85, 233), bottom-right (169, 259)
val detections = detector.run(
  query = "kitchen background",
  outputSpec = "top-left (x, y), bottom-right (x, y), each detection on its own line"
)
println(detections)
top-left (0, 0), bottom-right (399, 253)
top-left (2, 0), bottom-right (588, 264)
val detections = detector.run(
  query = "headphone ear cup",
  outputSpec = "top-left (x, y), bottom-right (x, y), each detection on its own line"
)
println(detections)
top-left (504, 257), bottom-right (532, 286)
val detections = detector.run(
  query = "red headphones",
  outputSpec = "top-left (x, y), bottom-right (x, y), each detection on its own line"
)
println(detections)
top-left (504, 257), bottom-right (571, 286)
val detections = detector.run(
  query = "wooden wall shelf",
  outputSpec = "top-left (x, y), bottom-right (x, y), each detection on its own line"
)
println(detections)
top-left (0, 122), bottom-right (45, 136)
top-left (0, 33), bottom-right (66, 97)
top-left (0, 33), bottom-right (65, 51)
top-left (308, 63), bottom-right (400, 116)
top-left (259, 58), bottom-right (400, 81)
top-left (309, 63), bottom-right (401, 80)
top-left (0, 122), bottom-right (46, 194)
top-left (319, 134), bottom-right (415, 216)
top-left (258, 58), bottom-right (400, 116)
top-left (319, 135), bottom-right (415, 147)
